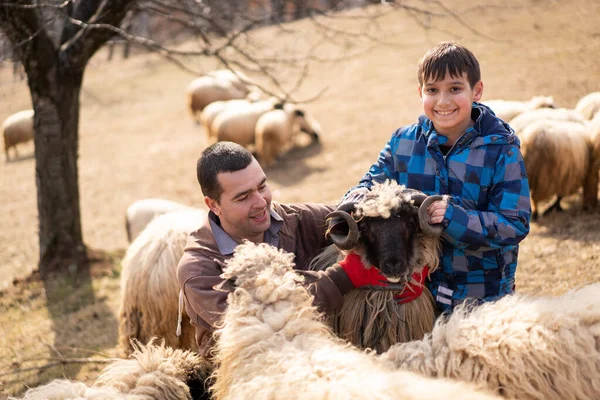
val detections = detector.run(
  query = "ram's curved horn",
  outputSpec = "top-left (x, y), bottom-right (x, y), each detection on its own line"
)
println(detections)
top-left (326, 210), bottom-right (359, 250)
top-left (415, 195), bottom-right (445, 236)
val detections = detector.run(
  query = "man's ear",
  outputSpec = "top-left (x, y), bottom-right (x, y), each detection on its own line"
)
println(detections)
top-left (473, 81), bottom-right (484, 102)
top-left (204, 196), bottom-right (221, 216)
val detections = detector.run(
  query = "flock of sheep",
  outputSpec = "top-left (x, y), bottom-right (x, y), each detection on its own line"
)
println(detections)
top-left (482, 92), bottom-right (600, 219)
top-left (186, 69), bottom-right (322, 167)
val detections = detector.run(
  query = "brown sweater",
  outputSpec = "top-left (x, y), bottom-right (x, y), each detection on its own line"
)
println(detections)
top-left (176, 202), bottom-right (353, 359)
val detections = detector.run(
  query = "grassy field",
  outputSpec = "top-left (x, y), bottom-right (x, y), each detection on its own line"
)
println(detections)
top-left (1, 0), bottom-right (600, 397)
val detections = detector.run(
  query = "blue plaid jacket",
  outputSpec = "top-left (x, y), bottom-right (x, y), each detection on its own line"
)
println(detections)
top-left (354, 102), bottom-right (531, 312)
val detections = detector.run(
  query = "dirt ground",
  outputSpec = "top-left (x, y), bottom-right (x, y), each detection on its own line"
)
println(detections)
top-left (1, 0), bottom-right (600, 395)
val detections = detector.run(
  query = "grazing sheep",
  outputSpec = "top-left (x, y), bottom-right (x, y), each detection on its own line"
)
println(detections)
top-left (380, 282), bottom-right (600, 400)
top-left (125, 198), bottom-right (192, 243)
top-left (254, 104), bottom-right (322, 167)
top-left (575, 91), bottom-right (600, 120)
top-left (507, 107), bottom-right (587, 135)
top-left (119, 209), bottom-right (207, 356)
top-left (186, 69), bottom-right (260, 122)
top-left (310, 180), bottom-right (445, 353)
top-left (211, 241), bottom-right (501, 400)
top-left (519, 119), bottom-right (591, 219)
top-left (212, 99), bottom-right (278, 149)
top-left (12, 340), bottom-right (211, 400)
top-left (2, 109), bottom-right (34, 161)
top-left (482, 96), bottom-right (554, 122)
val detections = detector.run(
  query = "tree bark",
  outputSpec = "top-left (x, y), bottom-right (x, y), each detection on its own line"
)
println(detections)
top-left (31, 67), bottom-right (87, 276)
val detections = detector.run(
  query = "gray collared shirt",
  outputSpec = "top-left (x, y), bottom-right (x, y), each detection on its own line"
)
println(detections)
top-left (208, 208), bottom-right (284, 255)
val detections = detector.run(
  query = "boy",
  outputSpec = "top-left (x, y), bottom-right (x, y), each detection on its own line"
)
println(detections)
top-left (341, 42), bottom-right (531, 312)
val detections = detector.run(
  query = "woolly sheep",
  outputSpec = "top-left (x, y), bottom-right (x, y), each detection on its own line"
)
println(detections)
top-left (254, 104), bottom-right (322, 167)
top-left (211, 241), bottom-right (501, 400)
top-left (519, 119), bottom-right (591, 219)
top-left (212, 99), bottom-right (278, 149)
top-left (380, 282), bottom-right (600, 400)
top-left (482, 96), bottom-right (554, 122)
top-left (2, 109), bottom-right (34, 161)
top-left (310, 181), bottom-right (444, 353)
top-left (186, 69), bottom-right (260, 122)
top-left (119, 209), bottom-right (207, 356)
top-left (125, 198), bottom-right (192, 243)
top-left (507, 107), bottom-right (587, 135)
top-left (200, 99), bottom-right (252, 143)
top-left (583, 121), bottom-right (600, 210)
top-left (11, 340), bottom-right (211, 400)
top-left (574, 91), bottom-right (600, 120)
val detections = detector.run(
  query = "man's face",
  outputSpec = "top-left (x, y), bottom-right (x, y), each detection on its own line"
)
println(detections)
top-left (418, 71), bottom-right (483, 143)
top-left (205, 158), bottom-right (272, 244)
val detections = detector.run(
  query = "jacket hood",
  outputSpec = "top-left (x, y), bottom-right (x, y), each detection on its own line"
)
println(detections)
top-left (418, 102), bottom-right (520, 148)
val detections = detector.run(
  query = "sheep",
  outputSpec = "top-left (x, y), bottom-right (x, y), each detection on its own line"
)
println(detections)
top-left (518, 119), bottom-right (591, 219)
top-left (254, 104), bottom-right (322, 167)
top-left (574, 91), bottom-right (600, 120)
top-left (125, 198), bottom-right (192, 243)
top-left (380, 282), bottom-right (600, 400)
top-left (211, 99), bottom-right (279, 149)
top-left (507, 107), bottom-right (587, 135)
top-left (482, 96), bottom-right (554, 122)
top-left (310, 180), bottom-right (445, 353)
top-left (2, 109), bottom-right (34, 161)
top-left (186, 69), bottom-right (260, 122)
top-left (200, 99), bottom-right (253, 144)
top-left (211, 241), bottom-right (501, 400)
top-left (119, 209), bottom-right (207, 356)
top-left (11, 339), bottom-right (211, 400)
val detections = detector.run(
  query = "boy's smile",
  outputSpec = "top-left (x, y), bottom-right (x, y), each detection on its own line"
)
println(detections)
top-left (418, 71), bottom-right (483, 144)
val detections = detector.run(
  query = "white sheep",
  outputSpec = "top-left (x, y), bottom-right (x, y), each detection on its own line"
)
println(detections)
top-left (211, 99), bottom-right (278, 149)
top-left (200, 99), bottom-right (252, 144)
top-left (2, 109), bottom-right (34, 161)
top-left (380, 282), bottom-right (600, 400)
top-left (125, 198), bottom-right (192, 243)
top-left (519, 119), bottom-right (591, 219)
top-left (11, 339), bottom-right (211, 400)
top-left (186, 69), bottom-right (260, 122)
top-left (119, 209), bottom-right (207, 356)
top-left (574, 91), bottom-right (600, 120)
top-left (211, 241), bottom-right (501, 400)
top-left (482, 96), bottom-right (554, 122)
top-left (254, 104), bottom-right (322, 167)
top-left (507, 107), bottom-right (587, 135)
top-left (583, 120), bottom-right (600, 210)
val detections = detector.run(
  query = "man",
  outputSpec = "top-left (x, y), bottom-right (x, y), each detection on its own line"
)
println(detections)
top-left (177, 141), bottom-right (374, 360)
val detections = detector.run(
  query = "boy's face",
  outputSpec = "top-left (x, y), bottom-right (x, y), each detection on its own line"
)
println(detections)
top-left (418, 71), bottom-right (483, 142)
top-left (204, 158), bottom-right (272, 244)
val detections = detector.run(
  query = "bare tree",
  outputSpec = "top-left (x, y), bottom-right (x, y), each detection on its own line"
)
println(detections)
top-left (0, 0), bottom-right (507, 278)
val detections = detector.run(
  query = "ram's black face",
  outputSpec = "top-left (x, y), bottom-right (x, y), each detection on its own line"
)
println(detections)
top-left (359, 205), bottom-right (420, 282)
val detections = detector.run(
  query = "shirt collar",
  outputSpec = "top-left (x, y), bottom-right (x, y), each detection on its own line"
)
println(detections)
top-left (208, 208), bottom-right (284, 255)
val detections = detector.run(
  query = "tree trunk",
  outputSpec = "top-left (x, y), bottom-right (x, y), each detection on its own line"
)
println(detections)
top-left (30, 66), bottom-right (87, 277)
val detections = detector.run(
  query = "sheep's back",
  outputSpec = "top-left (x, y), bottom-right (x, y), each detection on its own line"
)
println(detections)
top-left (2, 110), bottom-right (34, 146)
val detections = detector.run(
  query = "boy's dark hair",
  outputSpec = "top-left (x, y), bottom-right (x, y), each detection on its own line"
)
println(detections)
top-left (197, 141), bottom-right (254, 202)
top-left (417, 42), bottom-right (481, 88)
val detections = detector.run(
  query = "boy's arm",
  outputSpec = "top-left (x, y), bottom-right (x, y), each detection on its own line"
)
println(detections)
top-left (441, 146), bottom-right (531, 251)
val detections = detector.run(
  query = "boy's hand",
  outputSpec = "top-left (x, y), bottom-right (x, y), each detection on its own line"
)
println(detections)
top-left (427, 199), bottom-right (448, 224)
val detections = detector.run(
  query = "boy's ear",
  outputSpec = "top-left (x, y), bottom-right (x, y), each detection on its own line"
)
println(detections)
top-left (418, 85), bottom-right (423, 99)
top-left (473, 81), bottom-right (484, 102)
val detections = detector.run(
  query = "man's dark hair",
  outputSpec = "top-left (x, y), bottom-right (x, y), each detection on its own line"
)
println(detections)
top-left (197, 141), bottom-right (254, 202)
top-left (417, 42), bottom-right (481, 88)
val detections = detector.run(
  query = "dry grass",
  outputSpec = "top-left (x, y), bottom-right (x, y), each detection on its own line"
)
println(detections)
top-left (1, 0), bottom-right (600, 397)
